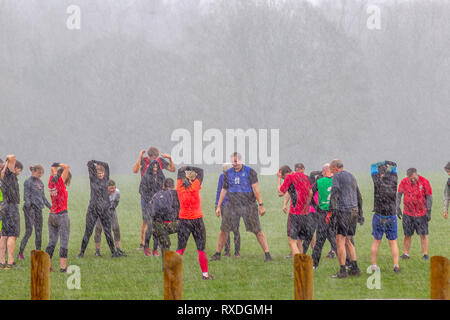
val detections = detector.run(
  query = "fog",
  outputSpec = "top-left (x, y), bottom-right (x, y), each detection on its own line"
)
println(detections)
top-left (1, 0), bottom-right (449, 175)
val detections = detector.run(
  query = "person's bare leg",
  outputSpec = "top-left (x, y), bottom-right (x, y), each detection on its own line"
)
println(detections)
top-left (420, 235), bottom-right (428, 255)
top-left (310, 234), bottom-right (316, 249)
top-left (7, 237), bottom-right (16, 264)
top-left (141, 221), bottom-right (147, 245)
top-left (256, 230), bottom-right (269, 253)
top-left (403, 236), bottom-right (412, 255)
top-left (345, 236), bottom-right (357, 261)
top-left (371, 239), bottom-right (381, 265)
top-left (388, 239), bottom-right (399, 266)
top-left (0, 236), bottom-right (7, 264)
top-left (289, 238), bottom-right (302, 255)
top-left (60, 258), bottom-right (67, 270)
top-left (336, 234), bottom-right (347, 266)
top-left (296, 239), bottom-right (302, 252)
top-left (215, 231), bottom-right (229, 253)
top-left (95, 242), bottom-right (100, 250)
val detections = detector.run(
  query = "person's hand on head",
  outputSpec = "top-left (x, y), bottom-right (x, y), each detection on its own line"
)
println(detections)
top-left (161, 153), bottom-right (172, 160)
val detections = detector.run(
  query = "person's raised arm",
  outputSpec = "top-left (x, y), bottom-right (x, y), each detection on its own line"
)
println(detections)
top-left (87, 160), bottom-right (97, 180)
top-left (370, 161), bottom-right (384, 176)
top-left (133, 149), bottom-right (146, 174)
top-left (161, 153), bottom-right (176, 172)
top-left (277, 169), bottom-right (286, 197)
top-left (59, 164), bottom-right (70, 184)
top-left (1, 155), bottom-right (16, 180)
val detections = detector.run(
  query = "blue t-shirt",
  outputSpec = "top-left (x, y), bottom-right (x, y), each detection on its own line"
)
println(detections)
top-left (215, 173), bottom-right (228, 206)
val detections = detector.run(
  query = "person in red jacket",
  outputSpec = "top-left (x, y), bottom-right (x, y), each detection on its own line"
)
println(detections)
top-left (396, 168), bottom-right (432, 260)
top-left (176, 166), bottom-right (213, 280)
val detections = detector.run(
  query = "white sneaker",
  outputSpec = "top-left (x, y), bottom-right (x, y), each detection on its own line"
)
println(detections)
top-left (370, 264), bottom-right (380, 271)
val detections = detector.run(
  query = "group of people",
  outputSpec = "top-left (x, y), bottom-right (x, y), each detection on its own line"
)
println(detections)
top-left (0, 149), bottom-right (449, 281)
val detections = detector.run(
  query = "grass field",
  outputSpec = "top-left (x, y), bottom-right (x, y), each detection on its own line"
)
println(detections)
top-left (0, 172), bottom-right (448, 300)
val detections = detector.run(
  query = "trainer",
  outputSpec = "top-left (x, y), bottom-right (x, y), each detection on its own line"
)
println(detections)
top-left (396, 168), bottom-right (432, 260)
top-left (211, 152), bottom-right (272, 262)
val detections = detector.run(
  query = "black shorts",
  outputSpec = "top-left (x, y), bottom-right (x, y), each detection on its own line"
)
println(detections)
top-left (287, 213), bottom-right (315, 241)
top-left (333, 208), bottom-right (358, 237)
top-left (1, 203), bottom-right (20, 237)
top-left (177, 218), bottom-right (206, 251)
top-left (402, 214), bottom-right (428, 236)
top-left (220, 204), bottom-right (241, 233)
top-left (226, 202), bottom-right (261, 234)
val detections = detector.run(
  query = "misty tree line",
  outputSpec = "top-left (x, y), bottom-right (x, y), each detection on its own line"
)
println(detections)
top-left (0, 0), bottom-right (448, 173)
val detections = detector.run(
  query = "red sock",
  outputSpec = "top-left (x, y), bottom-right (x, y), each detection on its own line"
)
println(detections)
top-left (177, 248), bottom-right (185, 256)
top-left (198, 250), bottom-right (208, 273)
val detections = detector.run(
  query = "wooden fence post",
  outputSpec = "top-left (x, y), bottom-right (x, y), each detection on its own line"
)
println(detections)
top-left (294, 254), bottom-right (314, 300)
top-left (31, 250), bottom-right (51, 300)
top-left (430, 256), bottom-right (449, 300)
top-left (164, 251), bottom-right (182, 300)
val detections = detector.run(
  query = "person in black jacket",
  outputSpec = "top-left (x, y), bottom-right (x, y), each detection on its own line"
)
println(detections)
top-left (0, 155), bottom-right (23, 269)
top-left (370, 160), bottom-right (400, 273)
top-left (141, 160), bottom-right (165, 256)
top-left (78, 160), bottom-right (122, 258)
top-left (18, 165), bottom-right (51, 260)
top-left (94, 180), bottom-right (125, 257)
top-left (152, 178), bottom-right (180, 270)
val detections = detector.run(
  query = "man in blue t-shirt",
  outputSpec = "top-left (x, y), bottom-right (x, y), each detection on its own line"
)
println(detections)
top-left (211, 153), bottom-right (272, 262)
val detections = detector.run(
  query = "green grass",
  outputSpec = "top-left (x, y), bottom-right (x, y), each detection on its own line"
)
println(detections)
top-left (0, 172), bottom-right (448, 300)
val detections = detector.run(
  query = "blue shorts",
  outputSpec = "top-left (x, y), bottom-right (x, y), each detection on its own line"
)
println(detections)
top-left (372, 214), bottom-right (397, 240)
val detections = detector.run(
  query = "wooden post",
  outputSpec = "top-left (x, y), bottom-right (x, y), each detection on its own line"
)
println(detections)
top-left (430, 256), bottom-right (450, 300)
top-left (294, 254), bottom-right (314, 300)
top-left (164, 251), bottom-right (182, 300)
top-left (31, 250), bottom-right (51, 300)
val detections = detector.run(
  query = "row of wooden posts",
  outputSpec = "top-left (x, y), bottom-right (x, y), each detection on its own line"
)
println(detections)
top-left (30, 250), bottom-right (449, 300)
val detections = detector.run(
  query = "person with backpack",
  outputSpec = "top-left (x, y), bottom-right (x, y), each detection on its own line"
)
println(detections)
top-left (132, 147), bottom-right (175, 254)
top-left (151, 178), bottom-right (180, 270)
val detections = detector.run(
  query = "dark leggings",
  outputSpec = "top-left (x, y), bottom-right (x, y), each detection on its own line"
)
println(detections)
top-left (80, 205), bottom-right (116, 254)
top-left (224, 231), bottom-right (240, 255)
top-left (312, 209), bottom-right (337, 267)
top-left (19, 206), bottom-right (43, 254)
top-left (143, 204), bottom-right (158, 251)
top-left (177, 218), bottom-right (206, 251)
